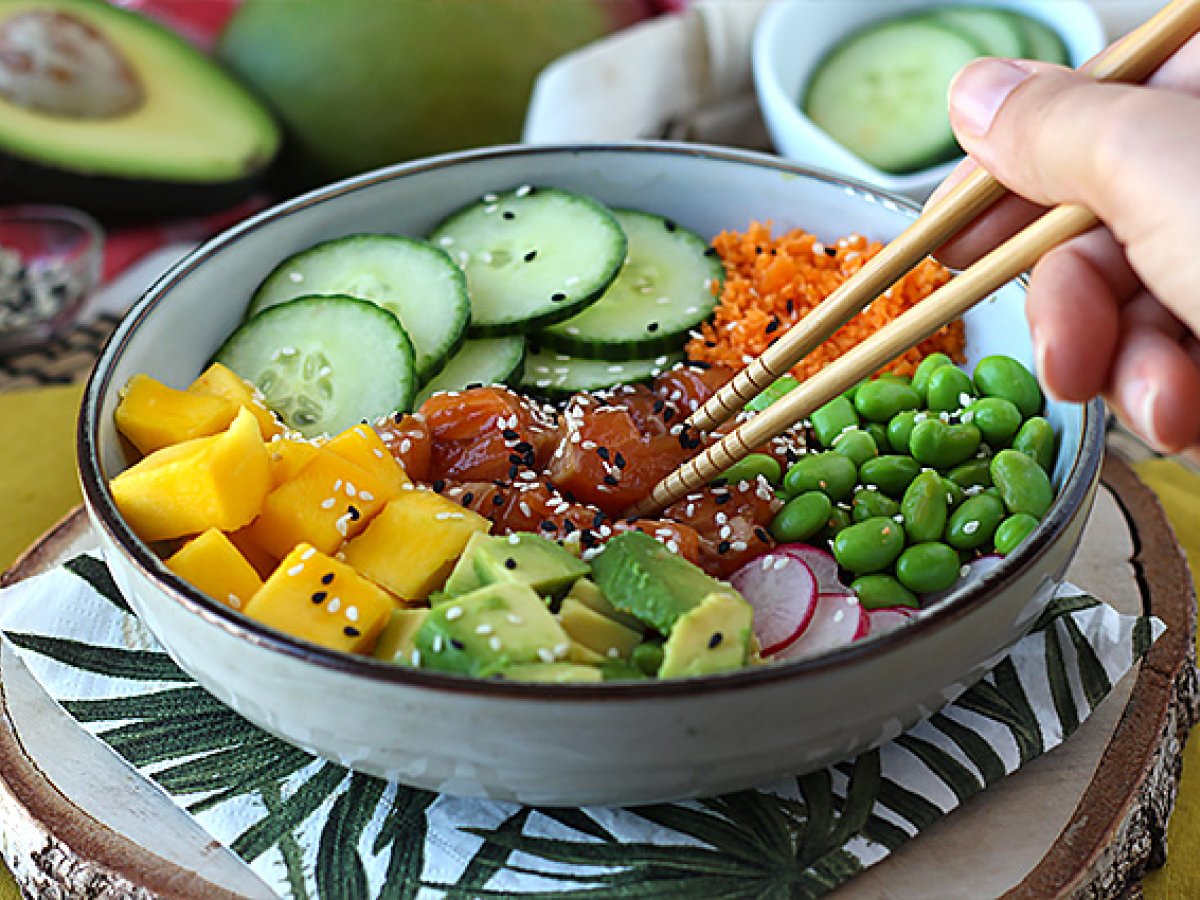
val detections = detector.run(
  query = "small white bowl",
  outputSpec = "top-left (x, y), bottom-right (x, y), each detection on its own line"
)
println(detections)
top-left (753, 0), bottom-right (1107, 199)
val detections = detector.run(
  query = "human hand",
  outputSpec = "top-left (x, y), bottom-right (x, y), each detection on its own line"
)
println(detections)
top-left (927, 37), bottom-right (1200, 453)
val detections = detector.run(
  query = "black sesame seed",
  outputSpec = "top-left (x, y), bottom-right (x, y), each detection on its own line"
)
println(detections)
top-left (664, 218), bottom-right (677, 232)
top-left (705, 340), bottom-right (717, 349)
top-left (708, 632), bottom-right (724, 649)
top-left (765, 317), bottom-right (780, 335)
top-left (663, 407), bottom-right (675, 423)
top-left (513, 441), bottom-right (533, 453)
top-left (347, 505), bottom-right (361, 521)
top-left (704, 246), bottom-right (718, 257)
top-left (344, 626), bottom-right (361, 638)
top-left (786, 299), bottom-right (795, 315)
top-left (562, 520), bottom-right (576, 534)
top-left (502, 428), bottom-right (519, 440)
top-left (451, 638), bottom-right (466, 650)
top-left (754, 527), bottom-right (771, 543)
top-left (614, 452), bottom-right (626, 469)
top-left (689, 360), bottom-right (712, 370)
top-left (321, 573), bottom-right (335, 585)
top-left (652, 399), bottom-right (665, 414)
top-left (493, 494), bottom-right (505, 506)
top-left (508, 464), bottom-right (520, 479)
top-left (603, 474), bottom-right (619, 486)
top-left (825, 246), bottom-right (837, 257)
top-left (717, 540), bottom-right (732, 554)
top-left (432, 479), bottom-right (446, 493)
top-left (462, 491), bottom-right (474, 505)
top-left (647, 322), bottom-right (659, 332)
top-left (715, 493), bottom-right (732, 505)
top-left (755, 246), bottom-right (763, 255)
top-left (540, 520), bottom-right (557, 532)
top-left (592, 511), bottom-right (606, 529)
top-left (311, 591), bottom-right (327, 604)
top-left (524, 250), bottom-right (537, 262)
top-left (597, 446), bottom-right (610, 461)
top-left (551, 292), bottom-right (566, 302)
top-left (504, 557), bottom-right (518, 569)
top-left (503, 211), bottom-right (515, 220)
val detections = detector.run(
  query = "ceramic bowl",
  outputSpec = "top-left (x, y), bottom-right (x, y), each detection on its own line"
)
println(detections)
top-left (753, 0), bottom-right (1107, 199)
top-left (78, 143), bottom-right (1104, 806)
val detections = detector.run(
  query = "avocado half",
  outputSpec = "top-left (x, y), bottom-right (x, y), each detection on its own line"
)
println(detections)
top-left (0, 0), bottom-right (280, 221)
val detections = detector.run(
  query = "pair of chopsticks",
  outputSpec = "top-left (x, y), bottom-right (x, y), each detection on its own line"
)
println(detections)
top-left (626, 0), bottom-right (1200, 519)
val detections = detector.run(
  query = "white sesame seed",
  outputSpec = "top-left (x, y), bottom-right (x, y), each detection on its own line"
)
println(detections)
top-left (731, 541), bottom-right (748, 552)
top-left (537, 647), bottom-right (556, 664)
top-left (607, 647), bottom-right (621, 659)
top-left (346, 606), bottom-right (359, 622)
top-left (227, 593), bottom-right (241, 608)
top-left (963, 520), bottom-right (980, 535)
top-left (507, 534), bottom-right (521, 545)
top-left (288, 272), bottom-right (304, 283)
top-left (489, 636), bottom-right (503, 652)
top-left (411, 649), bottom-right (422, 666)
top-left (515, 184), bottom-right (532, 197)
top-left (507, 613), bottom-right (523, 625)
top-left (961, 564), bottom-right (971, 577)
top-left (287, 564), bottom-right (304, 576)
top-left (445, 605), bottom-right (464, 621)
top-left (432, 635), bottom-right (445, 653)
top-left (327, 597), bottom-right (341, 613)
top-left (475, 623), bottom-right (494, 635)
top-left (345, 482), bottom-right (357, 498)
top-left (553, 642), bottom-right (570, 659)
top-left (300, 547), bottom-right (316, 561)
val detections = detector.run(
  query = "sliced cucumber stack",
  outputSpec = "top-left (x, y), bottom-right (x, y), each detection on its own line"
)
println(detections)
top-left (518, 345), bottom-right (682, 399)
top-left (247, 234), bottom-right (469, 383)
top-left (213, 296), bottom-right (416, 438)
top-left (415, 336), bottom-right (526, 405)
top-left (430, 186), bottom-right (627, 336)
top-left (535, 209), bottom-right (722, 361)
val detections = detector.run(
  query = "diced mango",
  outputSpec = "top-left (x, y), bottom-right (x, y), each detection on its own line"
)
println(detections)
top-left (265, 437), bottom-right (323, 488)
top-left (373, 607), bottom-right (431, 664)
top-left (110, 408), bottom-right (269, 542)
top-left (115, 373), bottom-right (238, 455)
top-left (342, 489), bottom-right (489, 601)
top-left (188, 362), bottom-right (284, 440)
top-left (324, 423), bottom-right (410, 498)
top-left (244, 544), bottom-right (393, 654)
top-left (247, 449), bottom-right (390, 558)
top-left (227, 525), bottom-right (279, 579)
top-left (559, 597), bottom-right (643, 660)
top-left (165, 527), bottom-right (264, 611)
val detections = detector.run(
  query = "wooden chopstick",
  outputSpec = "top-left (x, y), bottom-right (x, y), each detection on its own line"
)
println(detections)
top-left (685, 0), bottom-right (1200, 435)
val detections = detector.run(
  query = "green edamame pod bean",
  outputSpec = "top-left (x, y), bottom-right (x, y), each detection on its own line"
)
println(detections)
top-left (876, 372), bottom-right (911, 385)
top-left (858, 454), bottom-right (921, 498)
top-left (745, 376), bottom-right (800, 413)
top-left (895, 542), bottom-right (960, 593)
top-left (771, 491), bottom-right (833, 542)
top-left (926, 365), bottom-right (976, 412)
top-left (852, 488), bottom-right (900, 523)
top-left (832, 428), bottom-right (879, 467)
top-left (909, 419), bottom-right (982, 469)
top-left (820, 505), bottom-right (853, 541)
top-left (631, 641), bottom-right (664, 677)
top-left (851, 574), bottom-right (918, 610)
top-left (833, 516), bottom-right (906, 574)
top-left (973, 355), bottom-right (1043, 418)
top-left (966, 397), bottom-right (1022, 448)
top-left (991, 449), bottom-right (1054, 518)
top-left (842, 378), bottom-right (870, 404)
top-left (947, 458), bottom-right (992, 490)
top-left (811, 395), bottom-right (860, 448)
top-left (715, 452), bottom-right (782, 488)
top-left (912, 352), bottom-right (954, 402)
top-left (1013, 417), bottom-right (1056, 472)
top-left (865, 422), bottom-right (891, 453)
top-left (784, 452), bottom-right (858, 501)
top-left (901, 470), bottom-right (948, 543)
top-left (854, 379), bottom-right (921, 423)
top-left (942, 476), bottom-right (965, 509)
top-left (995, 513), bottom-right (1039, 555)
top-left (886, 410), bottom-right (918, 454)
top-left (945, 493), bottom-right (1006, 550)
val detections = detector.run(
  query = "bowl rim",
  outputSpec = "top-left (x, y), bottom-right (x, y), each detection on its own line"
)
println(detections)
top-left (78, 140), bottom-right (1106, 700)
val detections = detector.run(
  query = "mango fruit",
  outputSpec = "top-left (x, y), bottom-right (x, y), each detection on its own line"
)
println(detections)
top-left (188, 362), bottom-right (284, 440)
top-left (166, 527), bottom-right (264, 611)
top-left (115, 373), bottom-right (237, 455)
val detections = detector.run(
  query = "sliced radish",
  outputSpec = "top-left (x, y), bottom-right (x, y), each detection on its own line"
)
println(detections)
top-left (730, 552), bottom-right (818, 655)
top-left (775, 544), bottom-right (849, 595)
top-left (772, 592), bottom-right (866, 662)
top-left (923, 553), bottom-right (1006, 604)
top-left (865, 605), bottom-right (917, 638)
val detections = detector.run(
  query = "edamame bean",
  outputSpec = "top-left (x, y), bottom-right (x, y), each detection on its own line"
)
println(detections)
top-left (811, 395), bottom-right (860, 448)
top-left (991, 449), bottom-right (1054, 518)
top-left (945, 493), bottom-right (1006, 550)
top-left (865, 422), bottom-right (891, 453)
top-left (859, 454), bottom-right (921, 498)
top-left (966, 397), bottom-right (1022, 448)
top-left (901, 470), bottom-right (948, 543)
top-left (820, 505), bottom-right (853, 541)
top-left (771, 491), bottom-right (833, 542)
top-left (851, 574), bottom-right (918, 609)
top-left (995, 513), bottom-right (1039, 555)
top-left (942, 476), bottom-right (965, 509)
top-left (886, 410), bottom-right (918, 454)
top-left (852, 488), bottom-right (900, 523)
top-left (926, 365), bottom-right (976, 412)
top-left (896, 542), bottom-right (960, 593)
top-left (833, 516), bottom-right (906, 574)
top-left (973, 355), bottom-right (1042, 418)
top-left (784, 452), bottom-right (858, 501)
top-left (947, 458), bottom-right (992, 490)
top-left (1013, 417), bottom-right (1056, 472)
top-left (854, 379), bottom-right (921, 423)
top-left (909, 419), bottom-right (982, 469)
top-left (842, 378), bottom-right (870, 404)
top-left (912, 352), bottom-right (954, 402)
top-left (832, 428), bottom-right (879, 467)
top-left (745, 376), bottom-right (800, 413)
top-left (715, 453), bottom-right (782, 488)
top-left (631, 641), bottom-right (664, 677)
top-left (876, 372), bottom-right (911, 385)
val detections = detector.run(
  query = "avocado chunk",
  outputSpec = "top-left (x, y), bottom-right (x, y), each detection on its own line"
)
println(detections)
top-left (590, 530), bottom-right (743, 635)
top-left (565, 577), bottom-right (645, 634)
top-left (659, 593), bottom-right (753, 679)
top-left (501, 662), bottom-right (603, 684)
top-left (413, 581), bottom-right (571, 678)
top-left (460, 532), bottom-right (589, 597)
top-left (441, 531), bottom-right (488, 597)
top-left (373, 607), bottom-right (430, 665)
top-left (0, 0), bottom-right (280, 220)
top-left (558, 597), bottom-right (643, 661)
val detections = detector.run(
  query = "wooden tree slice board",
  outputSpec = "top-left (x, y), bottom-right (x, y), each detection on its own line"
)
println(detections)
top-left (0, 456), bottom-right (1194, 899)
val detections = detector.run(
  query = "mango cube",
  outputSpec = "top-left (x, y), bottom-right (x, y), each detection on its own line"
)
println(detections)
top-left (227, 525), bottom-right (279, 579)
top-left (188, 362), bottom-right (284, 440)
top-left (265, 437), bottom-right (323, 488)
top-left (166, 527), bottom-right (264, 611)
top-left (342, 489), bottom-right (489, 601)
top-left (247, 449), bottom-right (390, 559)
top-left (324, 423), bottom-right (410, 497)
top-left (245, 544), bottom-right (394, 654)
top-left (110, 408), bottom-right (269, 542)
top-left (115, 373), bottom-right (238, 455)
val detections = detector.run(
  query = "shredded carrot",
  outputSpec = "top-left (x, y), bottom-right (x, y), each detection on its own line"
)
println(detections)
top-left (687, 223), bottom-right (965, 380)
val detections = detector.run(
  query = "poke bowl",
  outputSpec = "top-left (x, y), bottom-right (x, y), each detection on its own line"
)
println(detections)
top-left (78, 143), bottom-right (1104, 806)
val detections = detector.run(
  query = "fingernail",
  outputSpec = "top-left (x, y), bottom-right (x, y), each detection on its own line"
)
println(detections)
top-left (1032, 331), bottom-right (1061, 401)
top-left (949, 58), bottom-right (1033, 138)
top-left (1122, 377), bottom-right (1163, 449)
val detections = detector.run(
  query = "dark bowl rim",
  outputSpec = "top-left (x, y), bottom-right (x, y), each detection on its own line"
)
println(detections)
top-left (79, 140), bottom-right (1107, 701)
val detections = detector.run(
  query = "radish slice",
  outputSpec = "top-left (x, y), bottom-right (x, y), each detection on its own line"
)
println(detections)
top-left (865, 605), bottom-right (917, 638)
top-left (775, 544), bottom-right (849, 595)
top-left (730, 552), bottom-right (818, 655)
top-left (772, 592), bottom-right (866, 662)
top-left (923, 553), bottom-right (1006, 604)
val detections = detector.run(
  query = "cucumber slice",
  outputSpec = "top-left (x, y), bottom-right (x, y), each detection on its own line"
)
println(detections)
top-left (931, 7), bottom-right (1029, 58)
top-left (804, 18), bottom-right (984, 174)
top-left (1016, 14), bottom-right (1069, 65)
top-left (213, 296), bottom-right (416, 438)
top-left (518, 345), bottom-right (682, 399)
top-left (430, 186), bottom-right (627, 336)
top-left (415, 336), bottom-right (526, 405)
top-left (247, 235), bottom-right (469, 383)
top-left (535, 209), bottom-right (723, 360)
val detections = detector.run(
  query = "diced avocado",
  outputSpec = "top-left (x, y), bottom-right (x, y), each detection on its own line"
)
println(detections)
top-left (590, 530), bottom-right (740, 634)
top-left (566, 640), bottom-right (605, 665)
top-left (373, 607), bottom-right (430, 665)
top-left (566, 577), bottom-right (645, 634)
top-left (558, 597), bottom-right (642, 661)
top-left (413, 582), bottom-right (571, 678)
top-left (442, 531), bottom-right (488, 597)
top-left (659, 592), bottom-right (753, 679)
top-left (631, 641), bottom-right (664, 677)
top-left (501, 662), bottom-right (603, 684)
top-left (470, 532), bottom-right (590, 596)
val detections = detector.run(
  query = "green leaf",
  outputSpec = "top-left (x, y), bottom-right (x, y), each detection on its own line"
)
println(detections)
top-left (796, 770), bottom-right (834, 864)
top-left (5, 631), bottom-right (189, 682)
top-left (1043, 621), bottom-right (1080, 736)
top-left (1062, 614), bottom-right (1112, 709)
top-left (861, 772), bottom-right (942, 832)
top-left (928, 712), bottom-right (1007, 786)
top-left (170, 742), bottom-right (316, 812)
top-left (859, 813), bottom-right (909, 851)
top-left (535, 808), bottom-right (616, 843)
top-left (1030, 593), bottom-right (1100, 633)
top-left (454, 807), bottom-right (531, 892)
top-left (894, 734), bottom-right (982, 804)
top-left (64, 685), bottom-right (230, 722)
top-left (829, 751), bottom-right (880, 848)
top-left (703, 792), bottom-right (797, 867)
top-left (956, 666), bottom-right (1043, 763)
top-left (316, 773), bottom-right (385, 900)
top-left (64, 555), bottom-right (132, 614)
top-left (232, 762), bottom-right (349, 862)
top-left (630, 802), bottom-right (780, 865)
top-left (1133, 615), bottom-right (1154, 660)
top-left (260, 778), bottom-right (312, 900)
top-left (99, 710), bottom-right (271, 768)
top-left (375, 786), bottom-right (438, 900)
